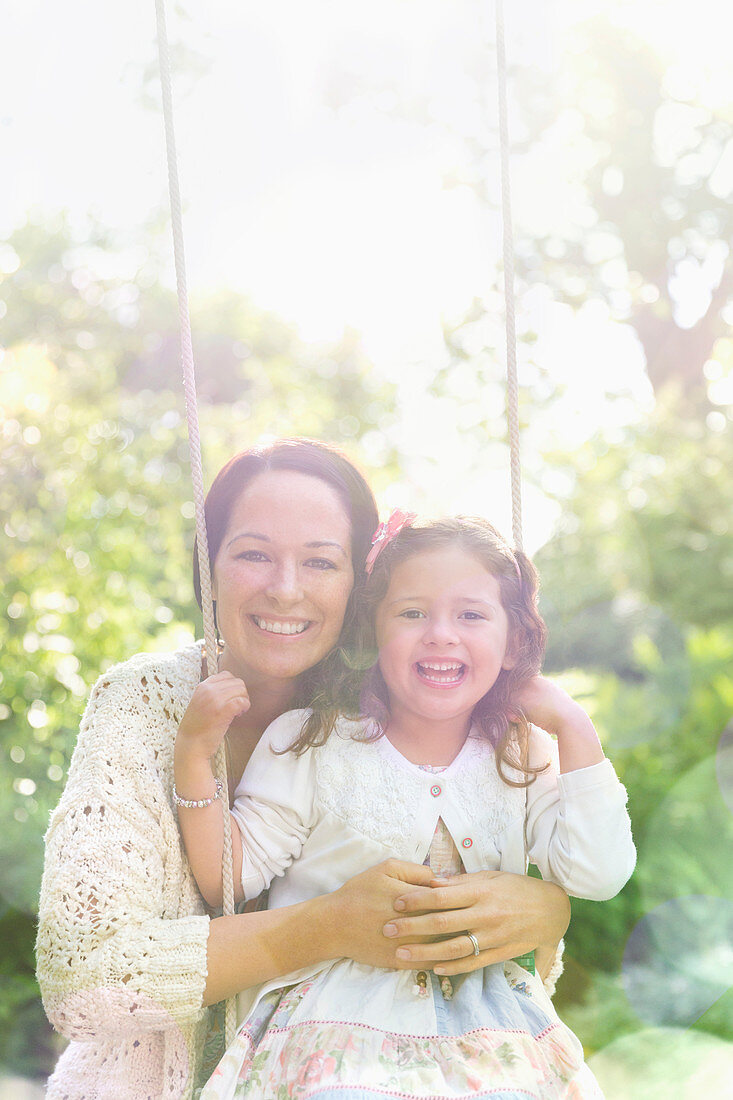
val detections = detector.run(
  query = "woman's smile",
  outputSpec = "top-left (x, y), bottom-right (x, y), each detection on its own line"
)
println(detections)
top-left (213, 469), bottom-right (355, 686)
top-left (250, 615), bottom-right (312, 636)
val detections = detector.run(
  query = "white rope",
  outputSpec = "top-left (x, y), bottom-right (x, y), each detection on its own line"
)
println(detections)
top-left (154, 0), bottom-right (236, 1047)
top-left (495, 0), bottom-right (524, 553)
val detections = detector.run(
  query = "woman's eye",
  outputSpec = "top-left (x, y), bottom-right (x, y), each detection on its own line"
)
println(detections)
top-left (460, 611), bottom-right (485, 621)
top-left (236, 550), bottom-right (269, 563)
top-left (305, 558), bottom-right (337, 571)
top-left (399, 609), bottom-right (425, 619)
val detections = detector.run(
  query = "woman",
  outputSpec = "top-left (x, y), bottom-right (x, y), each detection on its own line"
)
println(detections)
top-left (37, 439), bottom-right (571, 1099)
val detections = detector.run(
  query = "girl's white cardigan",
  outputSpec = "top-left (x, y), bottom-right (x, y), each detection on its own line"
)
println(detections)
top-left (37, 644), bottom-right (212, 1100)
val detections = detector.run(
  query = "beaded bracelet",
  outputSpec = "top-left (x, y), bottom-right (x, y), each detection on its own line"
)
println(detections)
top-left (173, 777), bottom-right (224, 809)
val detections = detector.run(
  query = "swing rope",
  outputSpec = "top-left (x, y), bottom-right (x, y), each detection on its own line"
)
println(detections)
top-left (495, 0), bottom-right (524, 553)
top-left (154, 0), bottom-right (523, 1051)
top-left (153, 0), bottom-right (237, 1046)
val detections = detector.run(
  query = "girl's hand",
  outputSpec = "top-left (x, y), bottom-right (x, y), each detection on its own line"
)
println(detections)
top-left (381, 869), bottom-right (570, 975)
top-left (176, 671), bottom-right (250, 760)
top-left (513, 675), bottom-right (604, 772)
top-left (511, 675), bottom-right (581, 736)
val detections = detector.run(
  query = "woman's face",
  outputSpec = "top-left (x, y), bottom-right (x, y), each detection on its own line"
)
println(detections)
top-left (213, 469), bottom-right (355, 688)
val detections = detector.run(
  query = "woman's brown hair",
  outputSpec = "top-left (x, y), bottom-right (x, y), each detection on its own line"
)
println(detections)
top-left (293, 516), bottom-right (548, 787)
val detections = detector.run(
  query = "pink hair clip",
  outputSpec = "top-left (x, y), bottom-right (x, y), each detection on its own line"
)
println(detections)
top-left (364, 508), bottom-right (417, 575)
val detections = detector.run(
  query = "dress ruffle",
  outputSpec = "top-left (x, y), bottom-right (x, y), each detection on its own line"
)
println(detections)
top-left (199, 963), bottom-right (602, 1100)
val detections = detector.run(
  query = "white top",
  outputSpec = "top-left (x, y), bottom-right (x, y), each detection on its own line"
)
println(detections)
top-left (232, 710), bottom-right (636, 910)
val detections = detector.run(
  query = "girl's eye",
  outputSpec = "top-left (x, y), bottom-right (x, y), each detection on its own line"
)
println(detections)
top-left (460, 610), bottom-right (485, 621)
top-left (399, 609), bottom-right (425, 619)
top-left (305, 558), bottom-right (337, 571)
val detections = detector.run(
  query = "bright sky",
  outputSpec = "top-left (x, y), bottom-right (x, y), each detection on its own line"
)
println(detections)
top-left (3, 0), bottom-right (731, 547)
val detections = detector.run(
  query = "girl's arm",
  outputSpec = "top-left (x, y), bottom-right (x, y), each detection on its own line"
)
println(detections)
top-left (519, 676), bottom-right (636, 899)
top-left (174, 671), bottom-right (249, 907)
top-left (513, 676), bottom-right (605, 773)
top-left (177, 698), bottom-right (321, 909)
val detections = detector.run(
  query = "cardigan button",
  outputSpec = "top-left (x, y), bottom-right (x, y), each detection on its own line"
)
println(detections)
top-left (430, 784), bottom-right (442, 797)
top-left (462, 837), bottom-right (473, 849)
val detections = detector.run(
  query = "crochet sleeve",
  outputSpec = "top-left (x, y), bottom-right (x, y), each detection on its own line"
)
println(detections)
top-left (524, 728), bottom-right (637, 901)
top-left (36, 665), bottom-right (211, 1042)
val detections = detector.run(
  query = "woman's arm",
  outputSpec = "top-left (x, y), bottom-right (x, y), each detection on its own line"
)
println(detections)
top-left (202, 858), bottom-right (437, 1004)
top-left (378, 869), bottom-right (571, 979)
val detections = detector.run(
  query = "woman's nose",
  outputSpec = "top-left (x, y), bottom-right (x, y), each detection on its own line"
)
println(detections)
top-left (266, 561), bottom-right (304, 605)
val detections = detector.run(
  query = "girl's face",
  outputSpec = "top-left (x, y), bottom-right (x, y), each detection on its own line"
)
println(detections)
top-left (213, 469), bottom-right (355, 687)
top-left (375, 546), bottom-right (512, 732)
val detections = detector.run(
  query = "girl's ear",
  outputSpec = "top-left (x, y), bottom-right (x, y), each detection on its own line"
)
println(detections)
top-left (502, 634), bottom-right (518, 670)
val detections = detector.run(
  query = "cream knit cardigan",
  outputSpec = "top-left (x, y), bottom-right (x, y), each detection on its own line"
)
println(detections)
top-left (37, 643), bottom-right (213, 1100)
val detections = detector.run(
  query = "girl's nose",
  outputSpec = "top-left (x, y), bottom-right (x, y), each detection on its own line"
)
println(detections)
top-left (266, 561), bottom-right (304, 605)
top-left (422, 616), bottom-right (460, 646)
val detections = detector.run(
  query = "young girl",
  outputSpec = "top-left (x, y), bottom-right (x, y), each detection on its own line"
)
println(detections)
top-left (176, 514), bottom-right (635, 1099)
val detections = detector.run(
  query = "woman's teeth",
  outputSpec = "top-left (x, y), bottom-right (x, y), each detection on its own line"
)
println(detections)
top-left (252, 616), bottom-right (310, 635)
top-left (417, 661), bottom-right (465, 684)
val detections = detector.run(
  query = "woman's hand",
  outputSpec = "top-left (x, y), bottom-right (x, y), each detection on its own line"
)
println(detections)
top-left (176, 671), bottom-right (250, 761)
top-left (380, 869), bottom-right (570, 976)
top-left (323, 860), bottom-right (438, 970)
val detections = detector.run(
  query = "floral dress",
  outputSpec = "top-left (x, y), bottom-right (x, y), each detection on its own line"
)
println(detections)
top-left (198, 711), bottom-right (634, 1099)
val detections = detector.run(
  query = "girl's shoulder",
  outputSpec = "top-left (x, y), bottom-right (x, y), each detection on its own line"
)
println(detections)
top-left (259, 709), bottom-right (372, 755)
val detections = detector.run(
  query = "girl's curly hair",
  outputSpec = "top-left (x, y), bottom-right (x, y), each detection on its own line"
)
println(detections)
top-left (288, 516), bottom-right (548, 787)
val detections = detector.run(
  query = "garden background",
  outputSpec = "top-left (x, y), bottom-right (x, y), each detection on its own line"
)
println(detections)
top-left (1, 0), bottom-right (732, 1094)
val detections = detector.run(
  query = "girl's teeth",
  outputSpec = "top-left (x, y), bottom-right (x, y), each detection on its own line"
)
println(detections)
top-left (417, 662), bottom-right (464, 683)
top-left (253, 617), bottom-right (309, 635)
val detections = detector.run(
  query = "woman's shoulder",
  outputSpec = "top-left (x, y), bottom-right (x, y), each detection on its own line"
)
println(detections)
top-left (87, 642), bottom-right (203, 706)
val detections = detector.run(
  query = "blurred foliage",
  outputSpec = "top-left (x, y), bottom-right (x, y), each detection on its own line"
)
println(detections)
top-left (537, 403), bottom-right (733, 677)
top-left (0, 213), bottom-right (398, 1079)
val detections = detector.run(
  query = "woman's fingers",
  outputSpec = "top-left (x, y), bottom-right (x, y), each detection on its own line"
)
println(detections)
top-left (380, 860), bottom-right (437, 890)
top-left (384, 904), bottom-right (477, 939)
top-left (394, 932), bottom-right (515, 972)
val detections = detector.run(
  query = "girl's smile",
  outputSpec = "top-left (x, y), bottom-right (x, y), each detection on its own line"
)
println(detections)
top-left (375, 546), bottom-right (513, 754)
